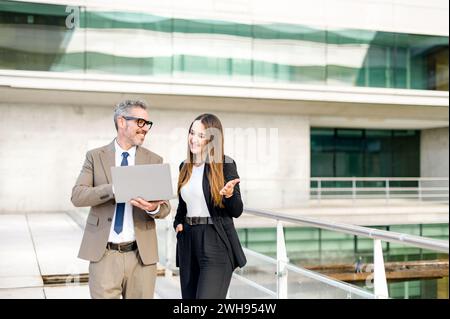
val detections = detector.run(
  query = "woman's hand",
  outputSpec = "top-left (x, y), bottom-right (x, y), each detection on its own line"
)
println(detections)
top-left (175, 224), bottom-right (184, 233)
top-left (219, 178), bottom-right (240, 198)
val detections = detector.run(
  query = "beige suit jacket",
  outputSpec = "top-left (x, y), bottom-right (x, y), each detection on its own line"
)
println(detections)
top-left (71, 140), bottom-right (170, 265)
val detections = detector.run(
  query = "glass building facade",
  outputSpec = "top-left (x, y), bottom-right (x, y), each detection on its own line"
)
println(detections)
top-left (311, 128), bottom-right (420, 178)
top-left (0, 0), bottom-right (448, 90)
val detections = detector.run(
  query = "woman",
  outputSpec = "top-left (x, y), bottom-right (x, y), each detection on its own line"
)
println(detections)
top-left (174, 113), bottom-right (247, 299)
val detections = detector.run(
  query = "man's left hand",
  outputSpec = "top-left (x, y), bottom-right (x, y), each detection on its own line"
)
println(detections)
top-left (130, 197), bottom-right (165, 212)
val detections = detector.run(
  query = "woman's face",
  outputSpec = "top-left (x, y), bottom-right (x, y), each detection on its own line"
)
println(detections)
top-left (189, 120), bottom-right (208, 155)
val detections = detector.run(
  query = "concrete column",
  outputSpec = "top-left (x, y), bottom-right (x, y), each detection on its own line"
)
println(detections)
top-left (421, 127), bottom-right (449, 177)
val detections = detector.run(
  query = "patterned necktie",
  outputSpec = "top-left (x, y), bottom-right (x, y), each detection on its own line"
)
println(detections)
top-left (113, 152), bottom-right (129, 234)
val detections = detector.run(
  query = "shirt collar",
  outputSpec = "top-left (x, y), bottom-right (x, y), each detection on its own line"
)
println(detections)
top-left (114, 139), bottom-right (137, 158)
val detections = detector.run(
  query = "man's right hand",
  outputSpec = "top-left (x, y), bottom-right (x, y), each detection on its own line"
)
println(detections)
top-left (175, 224), bottom-right (183, 233)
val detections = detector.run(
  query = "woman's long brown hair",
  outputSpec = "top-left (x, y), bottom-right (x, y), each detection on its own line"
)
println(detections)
top-left (177, 114), bottom-right (225, 208)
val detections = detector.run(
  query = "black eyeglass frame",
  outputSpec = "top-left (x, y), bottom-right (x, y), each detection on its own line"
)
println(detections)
top-left (122, 116), bottom-right (153, 129)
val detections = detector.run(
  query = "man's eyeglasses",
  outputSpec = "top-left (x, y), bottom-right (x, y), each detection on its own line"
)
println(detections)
top-left (123, 116), bottom-right (153, 129)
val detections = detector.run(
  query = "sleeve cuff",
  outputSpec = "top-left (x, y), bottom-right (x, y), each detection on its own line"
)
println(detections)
top-left (146, 204), bottom-right (161, 215)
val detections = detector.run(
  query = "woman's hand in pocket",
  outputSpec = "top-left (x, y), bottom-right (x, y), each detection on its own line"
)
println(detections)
top-left (175, 223), bottom-right (184, 233)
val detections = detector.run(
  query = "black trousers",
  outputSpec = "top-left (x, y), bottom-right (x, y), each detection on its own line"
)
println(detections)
top-left (177, 223), bottom-right (233, 299)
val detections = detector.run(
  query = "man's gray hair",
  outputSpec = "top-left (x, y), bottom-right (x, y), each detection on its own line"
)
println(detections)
top-left (114, 99), bottom-right (148, 130)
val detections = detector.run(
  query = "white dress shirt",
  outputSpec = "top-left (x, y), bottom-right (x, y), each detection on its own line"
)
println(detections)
top-left (108, 139), bottom-right (160, 243)
top-left (180, 163), bottom-right (211, 218)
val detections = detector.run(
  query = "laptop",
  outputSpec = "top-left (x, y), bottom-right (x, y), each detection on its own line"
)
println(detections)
top-left (111, 163), bottom-right (176, 203)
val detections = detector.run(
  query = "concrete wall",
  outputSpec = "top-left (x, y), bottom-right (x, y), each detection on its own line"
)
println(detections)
top-left (421, 127), bottom-right (449, 177)
top-left (0, 101), bottom-right (310, 213)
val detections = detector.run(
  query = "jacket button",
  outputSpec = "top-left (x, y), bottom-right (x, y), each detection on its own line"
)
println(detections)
top-left (107, 218), bottom-right (112, 222)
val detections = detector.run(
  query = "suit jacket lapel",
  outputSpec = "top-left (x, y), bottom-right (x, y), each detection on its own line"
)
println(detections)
top-left (136, 146), bottom-right (160, 165)
top-left (99, 140), bottom-right (115, 184)
top-left (135, 146), bottom-right (146, 165)
top-left (203, 163), bottom-right (214, 214)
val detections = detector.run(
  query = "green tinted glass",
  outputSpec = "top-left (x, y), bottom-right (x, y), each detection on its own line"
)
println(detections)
top-left (0, 0), bottom-right (447, 90)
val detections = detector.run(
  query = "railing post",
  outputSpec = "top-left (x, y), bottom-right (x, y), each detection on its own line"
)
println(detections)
top-left (352, 178), bottom-right (356, 205)
top-left (418, 179), bottom-right (422, 202)
top-left (373, 239), bottom-right (389, 298)
top-left (318, 180), bottom-right (321, 205)
top-left (385, 179), bottom-right (390, 204)
top-left (276, 221), bottom-right (288, 299)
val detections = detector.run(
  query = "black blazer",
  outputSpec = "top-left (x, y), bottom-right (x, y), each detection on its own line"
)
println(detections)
top-left (174, 155), bottom-right (247, 270)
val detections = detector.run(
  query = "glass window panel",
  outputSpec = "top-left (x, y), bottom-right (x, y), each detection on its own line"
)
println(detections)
top-left (0, 0), bottom-right (84, 72)
top-left (367, 46), bottom-right (388, 88)
top-left (408, 34), bottom-right (449, 90)
top-left (173, 19), bottom-right (251, 80)
top-left (253, 24), bottom-right (326, 84)
top-left (335, 152), bottom-right (364, 177)
top-left (84, 11), bottom-right (172, 76)
top-left (392, 46), bottom-right (408, 89)
top-left (311, 128), bottom-right (420, 178)
top-left (311, 128), bottom-right (335, 177)
top-left (335, 129), bottom-right (364, 177)
top-left (231, 58), bottom-right (252, 79)
top-left (365, 130), bottom-right (392, 177)
top-left (311, 153), bottom-right (334, 177)
top-left (228, 37), bottom-right (252, 80)
top-left (311, 128), bottom-right (334, 152)
top-left (253, 60), bottom-right (277, 82)
top-left (336, 129), bottom-right (363, 138)
top-left (326, 29), bottom-right (373, 86)
top-left (391, 130), bottom-right (420, 177)
top-left (427, 46), bottom-right (449, 91)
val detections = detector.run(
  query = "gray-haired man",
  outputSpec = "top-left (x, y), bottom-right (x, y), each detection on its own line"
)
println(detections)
top-left (71, 99), bottom-right (171, 298)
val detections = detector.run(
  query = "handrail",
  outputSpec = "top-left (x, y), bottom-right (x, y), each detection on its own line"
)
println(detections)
top-left (244, 208), bottom-right (449, 254)
top-left (231, 272), bottom-right (278, 298)
top-left (311, 177), bottom-right (449, 182)
top-left (242, 177), bottom-right (449, 182)
top-left (242, 177), bottom-right (449, 204)
top-left (242, 248), bottom-right (377, 299)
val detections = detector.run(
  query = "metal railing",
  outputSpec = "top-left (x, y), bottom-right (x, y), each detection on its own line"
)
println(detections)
top-left (310, 177), bottom-right (449, 204)
top-left (157, 214), bottom-right (380, 299)
top-left (240, 177), bottom-right (449, 206)
top-left (230, 237), bottom-right (378, 299)
top-left (242, 207), bottom-right (449, 298)
top-left (158, 207), bottom-right (448, 298)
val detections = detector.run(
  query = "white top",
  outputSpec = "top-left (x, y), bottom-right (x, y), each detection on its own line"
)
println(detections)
top-left (180, 163), bottom-right (211, 218)
top-left (108, 139), bottom-right (160, 243)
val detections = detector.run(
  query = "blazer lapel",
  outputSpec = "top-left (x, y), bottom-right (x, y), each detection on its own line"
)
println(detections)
top-left (99, 140), bottom-right (115, 184)
top-left (203, 163), bottom-right (214, 214)
top-left (135, 146), bottom-right (146, 166)
top-left (136, 146), bottom-right (159, 165)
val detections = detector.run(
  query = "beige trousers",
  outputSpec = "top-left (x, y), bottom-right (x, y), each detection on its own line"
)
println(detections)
top-left (88, 249), bottom-right (157, 299)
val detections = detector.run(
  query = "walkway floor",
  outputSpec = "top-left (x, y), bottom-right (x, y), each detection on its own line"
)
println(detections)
top-left (0, 213), bottom-right (181, 299)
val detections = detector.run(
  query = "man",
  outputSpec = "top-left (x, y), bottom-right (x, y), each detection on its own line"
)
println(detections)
top-left (71, 99), bottom-right (170, 299)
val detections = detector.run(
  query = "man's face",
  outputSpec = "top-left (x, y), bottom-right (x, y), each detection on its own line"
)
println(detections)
top-left (119, 107), bottom-right (151, 146)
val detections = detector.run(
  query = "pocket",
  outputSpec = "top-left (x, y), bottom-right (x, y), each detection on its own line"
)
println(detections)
top-left (205, 226), bottom-right (226, 250)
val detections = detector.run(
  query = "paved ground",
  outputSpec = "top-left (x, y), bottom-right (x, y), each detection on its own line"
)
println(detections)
top-left (0, 213), bottom-right (181, 299)
top-left (2, 200), bottom-right (444, 299)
